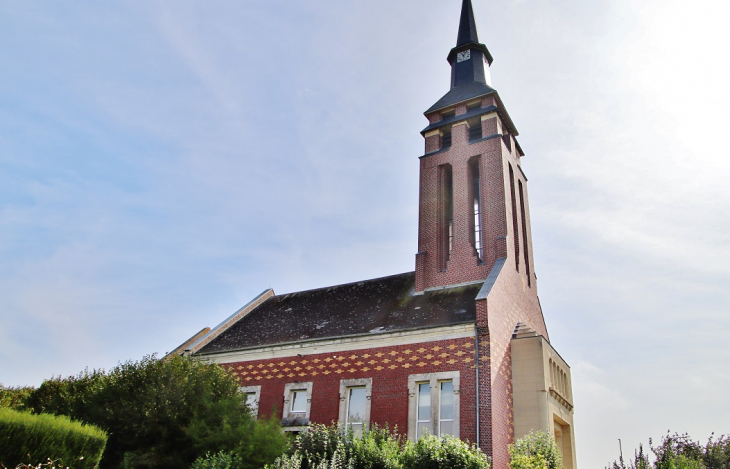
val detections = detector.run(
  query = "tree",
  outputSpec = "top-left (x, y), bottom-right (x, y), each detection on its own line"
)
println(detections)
top-left (606, 433), bottom-right (729, 469)
top-left (0, 384), bottom-right (35, 411)
top-left (25, 354), bottom-right (287, 469)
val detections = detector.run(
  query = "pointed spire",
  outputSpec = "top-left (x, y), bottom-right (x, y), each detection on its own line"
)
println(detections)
top-left (456, 0), bottom-right (480, 47)
top-left (424, 0), bottom-right (496, 113)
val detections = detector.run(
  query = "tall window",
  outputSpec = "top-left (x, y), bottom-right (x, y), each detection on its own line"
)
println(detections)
top-left (239, 385), bottom-right (261, 417)
top-left (416, 382), bottom-right (431, 438)
top-left (509, 164), bottom-right (520, 271)
top-left (346, 387), bottom-right (367, 436)
top-left (439, 165), bottom-right (454, 271)
top-left (469, 159), bottom-right (483, 261)
top-left (518, 181), bottom-right (531, 287)
top-left (438, 381), bottom-right (455, 436)
top-left (339, 378), bottom-right (372, 436)
top-left (408, 372), bottom-right (460, 440)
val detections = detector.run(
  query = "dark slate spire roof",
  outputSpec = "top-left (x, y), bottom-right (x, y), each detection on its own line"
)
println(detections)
top-left (456, 0), bottom-right (480, 47)
top-left (197, 272), bottom-right (481, 354)
top-left (426, 0), bottom-right (496, 114)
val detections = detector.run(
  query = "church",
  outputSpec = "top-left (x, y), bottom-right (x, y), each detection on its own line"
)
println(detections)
top-left (172, 1), bottom-right (577, 467)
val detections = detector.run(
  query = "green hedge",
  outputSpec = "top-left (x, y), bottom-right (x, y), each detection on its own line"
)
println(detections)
top-left (0, 408), bottom-right (107, 469)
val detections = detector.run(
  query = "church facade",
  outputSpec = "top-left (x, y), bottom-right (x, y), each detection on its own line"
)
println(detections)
top-left (173, 1), bottom-right (576, 467)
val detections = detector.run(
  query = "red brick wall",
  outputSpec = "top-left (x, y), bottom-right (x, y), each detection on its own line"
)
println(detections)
top-left (478, 255), bottom-right (549, 469)
top-left (224, 336), bottom-right (480, 443)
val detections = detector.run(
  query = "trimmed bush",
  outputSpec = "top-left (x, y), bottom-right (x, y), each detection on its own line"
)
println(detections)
top-left (0, 408), bottom-right (107, 469)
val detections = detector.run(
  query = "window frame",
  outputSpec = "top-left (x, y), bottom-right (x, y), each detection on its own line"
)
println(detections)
top-left (282, 382), bottom-right (313, 431)
top-left (239, 385), bottom-right (261, 417)
top-left (338, 378), bottom-right (373, 434)
top-left (407, 371), bottom-right (460, 440)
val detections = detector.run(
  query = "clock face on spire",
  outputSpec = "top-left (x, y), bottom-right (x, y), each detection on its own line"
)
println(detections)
top-left (457, 50), bottom-right (471, 63)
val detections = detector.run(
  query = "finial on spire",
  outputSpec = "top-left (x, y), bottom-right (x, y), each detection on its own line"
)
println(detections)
top-left (456, 0), bottom-right (480, 47)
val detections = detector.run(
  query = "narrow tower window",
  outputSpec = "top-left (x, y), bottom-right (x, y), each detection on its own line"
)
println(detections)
top-left (509, 164), bottom-right (520, 271)
top-left (518, 180), bottom-right (531, 287)
top-left (438, 165), bottom-right (454, 271)
top-left (441, 127), bottom-right (452, 149)
top-left (469, 158), bottom-right (483, 261)
top-left (468, 117), bottom-right (482, 141)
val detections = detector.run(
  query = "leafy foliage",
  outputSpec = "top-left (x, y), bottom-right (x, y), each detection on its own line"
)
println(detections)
top-left (24, 354), bottom-right (287, 469)
top-left (402, 433), bottom-right (490, 469)
top-left (0, 384), bottom-right (35, 411)
top-left (0, 407), bottom-right (107, 469)
top-left (508, 431), bottom-right (562, 469)
top-left (190, 451), bottom-right (241, 469)
top-left (266, 423), bottom-right (489, 469)
top-left (607, 432), bottom-right (730, 469)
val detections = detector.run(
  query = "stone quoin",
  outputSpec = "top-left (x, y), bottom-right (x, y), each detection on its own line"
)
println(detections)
top-left (171, 1), bottom-right (577, 467)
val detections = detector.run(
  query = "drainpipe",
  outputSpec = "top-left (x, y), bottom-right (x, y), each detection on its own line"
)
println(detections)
top-left (475, 324), bottom-right (480, 448)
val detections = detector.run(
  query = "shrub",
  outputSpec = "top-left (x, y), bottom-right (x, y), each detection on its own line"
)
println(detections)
top-left (190, 451), bottom-right (240, 469)
top-left (401, 434), bottom-right (490, 469)
top-left (25, 354), bottom-right (287, 469)
top-left (267, 424), bottom-right (489, 469)
top-left (289, 424), bottom-right (344, 469)
top-left (509, 431), bottom-right (561, 469)
top-left (348, 426), bottom-right (403, 469)
top-left (0, 408), bottom-right (107, 469)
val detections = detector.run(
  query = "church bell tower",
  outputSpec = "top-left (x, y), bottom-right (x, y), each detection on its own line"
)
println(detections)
top-left (414, 0), bottom-right (535, 294)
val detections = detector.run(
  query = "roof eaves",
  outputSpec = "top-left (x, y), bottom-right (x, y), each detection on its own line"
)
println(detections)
top-left (194, 320), bottom-right (478, 357)
top-left (421, 104), bottom-right (498, 135)
top-left (187, 288), bottom-right (275, 354)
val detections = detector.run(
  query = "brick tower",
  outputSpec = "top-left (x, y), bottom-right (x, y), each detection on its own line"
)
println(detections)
top-left (415, 0), bottom-right (533, 295)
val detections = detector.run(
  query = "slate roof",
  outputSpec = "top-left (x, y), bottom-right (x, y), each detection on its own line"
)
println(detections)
top-left (197, 272), bottom-right (480, 355)
top-left (425, 82), bottom-right (497, 115)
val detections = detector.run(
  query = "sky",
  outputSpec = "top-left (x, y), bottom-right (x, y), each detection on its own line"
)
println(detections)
top-left (1, 0), bottom-right (729, 466)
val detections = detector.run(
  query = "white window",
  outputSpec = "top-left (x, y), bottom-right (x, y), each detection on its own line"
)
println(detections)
top-left (239, 385), bottom-right (261, 417)
top-left (282, 382), bottom-right (313, 431)
top-left (290, 390), bottom-right (307, 414)
top-left (416, 382), bottom-right (431, 438)
top-left (338, 378), bottom-right (372, 436)
top-left (408, 372), bottom-right (460, 440)
top-left (438, 380), bottom-right (455, 436)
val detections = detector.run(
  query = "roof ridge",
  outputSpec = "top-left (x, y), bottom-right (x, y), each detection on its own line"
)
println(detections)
top-left (277, 271), bottom-right (415, 298)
